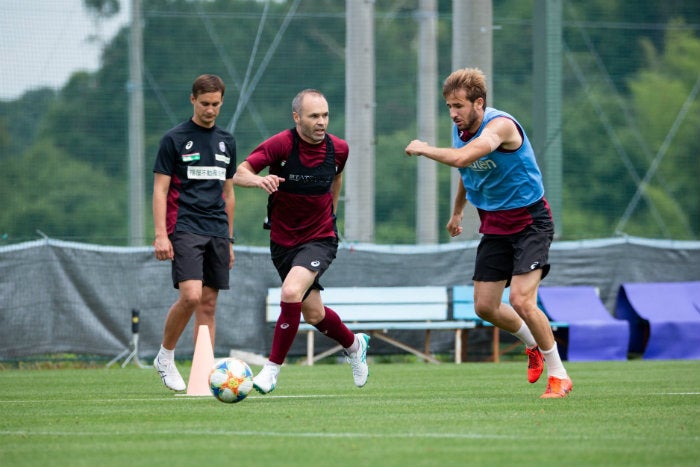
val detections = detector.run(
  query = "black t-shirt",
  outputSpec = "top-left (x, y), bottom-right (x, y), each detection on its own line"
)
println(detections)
top-left (153, 119), bottom-right (236, 237)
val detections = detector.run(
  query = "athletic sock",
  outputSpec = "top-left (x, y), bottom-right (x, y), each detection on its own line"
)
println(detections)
top-left (510, 322), bottom-right (537, 348)
top-left (269, 301), bottom-right (302, 365)
top-left (158, 345), bottom-right (175, 361)
top-left (541, 343), bottom-right (568, 379)
top-left (344, 336), bottom-right (360, 354)
top-left (314, 306), bottom-right (356, 349)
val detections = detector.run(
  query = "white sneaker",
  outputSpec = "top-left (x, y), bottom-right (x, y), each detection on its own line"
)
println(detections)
top-left (254, 363), bottom-right (280, 394)
top-left (153, 355), bottom-right (186, 392)
top-left (345, 333), bottom-right (370, 388)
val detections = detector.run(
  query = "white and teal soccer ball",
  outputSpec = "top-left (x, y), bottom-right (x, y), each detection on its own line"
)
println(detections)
top-left (208, 358), bottom-right (254, 403)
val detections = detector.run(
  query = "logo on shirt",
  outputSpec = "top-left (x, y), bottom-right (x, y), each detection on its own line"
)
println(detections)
top-left (187, 166), bottom-right (226, 180)
top-left (182, 153), bottom-right (200, 162)
top-left (288, 174), bottom-right (333, 184)
top-left (310, 260), bottom-right (321, 268)
top-left (530, 261), bottom-right (540, 270)
top-left (469, 158), bottom-right (497, 172)
top-left (185, 141), bottom-right (193, 150)
top-left (219, 142), bottom-right (226, 153)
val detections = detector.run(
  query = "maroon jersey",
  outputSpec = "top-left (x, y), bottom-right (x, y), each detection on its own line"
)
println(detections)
top-left (477, 198), bottom-right (552, 235)
top-left (246, 129), bottom-right (349, 247)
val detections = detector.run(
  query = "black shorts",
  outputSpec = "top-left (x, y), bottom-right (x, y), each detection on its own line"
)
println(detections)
top-left (270, 237), bottom-right (338, 292)
top-left (473, 222), bottom-right (553, 286)
top-left (170, 231), bottom-right (230, 290)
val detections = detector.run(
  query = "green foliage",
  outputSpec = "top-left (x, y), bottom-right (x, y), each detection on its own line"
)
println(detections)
top-left (559, 16), bottom-right (700, 239)
top-left (375, 128), bottom-right (418, 243)
top-left (623, 185), bottom-right (694, 239)
top-left (560, 86), bottom-right (635, 237)
top-left (1, 0), bottom-right (698, 244)
top-left (232, 186), bottom-right (272, 246)
top-left (0, 88), bottom-right (56, 159)
top-left (620, 22), bottom-right (700, 239)
top-left (39, 72), bottom-right (128, 176)
top-left (1, 361), bottom-right (698, 467)
top-left (0, 140), bottom-right (126, 244)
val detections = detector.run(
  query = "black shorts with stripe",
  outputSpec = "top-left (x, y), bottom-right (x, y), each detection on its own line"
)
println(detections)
top-left (170, 231), bottom-right (230, 290)
top-left (473, 216), bottom-right (554, 286)
top-left (270, 237), bottom-right (338, 294)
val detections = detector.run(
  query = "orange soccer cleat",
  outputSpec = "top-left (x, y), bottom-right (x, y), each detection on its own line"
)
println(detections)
top-left (526, 346), bottom-right (544, 383)
top-left (540, 376), bottom-right (573, 398)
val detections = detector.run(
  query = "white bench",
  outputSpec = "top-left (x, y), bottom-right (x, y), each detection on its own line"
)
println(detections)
top-left (266, 286), bottom-right (476, 365)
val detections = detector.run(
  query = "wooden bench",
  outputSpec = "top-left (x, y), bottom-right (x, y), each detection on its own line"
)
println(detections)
top-left (266, 286), bottom-right (476, 365)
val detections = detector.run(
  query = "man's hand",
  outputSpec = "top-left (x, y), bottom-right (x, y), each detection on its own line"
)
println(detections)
top-left (446, 214), bottom-right (464, 238)
top-left (153, 235), bottom-right (174, 261)
top-left (256, 174), bottom-right (286, 194)
top-left (405, 139), bottom-right (431, 157)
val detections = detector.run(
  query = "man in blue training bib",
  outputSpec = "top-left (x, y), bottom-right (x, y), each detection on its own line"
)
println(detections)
top-left (405, 68), bottom-right (572, 399)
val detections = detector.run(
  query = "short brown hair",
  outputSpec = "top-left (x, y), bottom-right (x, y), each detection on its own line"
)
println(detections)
top-left (191, 74), bottom-right (226, 98)
top-left (442, 68), bottom-right (487, 106)
top-left (292, 89), bottom-right (325, 114)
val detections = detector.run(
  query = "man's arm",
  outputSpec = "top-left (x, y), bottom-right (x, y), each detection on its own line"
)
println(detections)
top-left (152, 173), bottom-right (173, 261)
top-left (232, 161), bottom-right (285, 194)
top-left (223, 178), bottom-right (236, 268)
top-left (405, 117), bottom-right (519, 168)
top-left (446, 179), bottom-right (468, 237)
top-left (330, 173), bottom-right (343, 214)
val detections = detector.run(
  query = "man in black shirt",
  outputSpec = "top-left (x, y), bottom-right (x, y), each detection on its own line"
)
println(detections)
top-left (152, 74), bottom-right (236, 391)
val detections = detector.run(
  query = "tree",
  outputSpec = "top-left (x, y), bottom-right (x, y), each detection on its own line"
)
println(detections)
top-left (558, 15), bottom-right (699, 239)
top-left (622, 21), bottom-right (700, 238)
top-left (0, 89), bottom-right (56, 160)
top-left (1, 0), bottom-right (698, 245)
top-left (0, 140), bottom-right (126, 243)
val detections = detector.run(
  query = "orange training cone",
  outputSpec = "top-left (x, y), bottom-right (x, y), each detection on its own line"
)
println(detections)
top-left (186, 325), bottom-right (215, 396)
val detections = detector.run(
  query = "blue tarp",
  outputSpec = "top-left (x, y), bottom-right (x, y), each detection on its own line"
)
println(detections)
top-left (615, 281), bottom-right (700, 360)
top-left (539, 286), bottom-right (629, 361)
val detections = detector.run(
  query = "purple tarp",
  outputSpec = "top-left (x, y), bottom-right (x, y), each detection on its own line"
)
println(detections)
top-left (615, 281), bottom-right (700, 360)
top-left (539, 286), bottom-right (629, 361)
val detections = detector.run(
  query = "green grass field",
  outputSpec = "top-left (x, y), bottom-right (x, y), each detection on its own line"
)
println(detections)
top-left (1, 359), bottom-right (699, 467)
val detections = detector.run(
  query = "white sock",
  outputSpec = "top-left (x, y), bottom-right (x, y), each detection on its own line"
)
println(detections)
top-left (260, 362), bottom-right (281, 379)
top-left (510, 322), bottom-right (537, 348)
top-left (345, 335), bottom-right (360, 354)
top-left (541, 343), bottom-right (568, 379)
top-left (159, 345), bottom-right (174, 361)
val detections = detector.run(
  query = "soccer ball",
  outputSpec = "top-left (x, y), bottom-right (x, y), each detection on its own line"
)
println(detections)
top-left (208, 358), bottom-right (254, 403)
